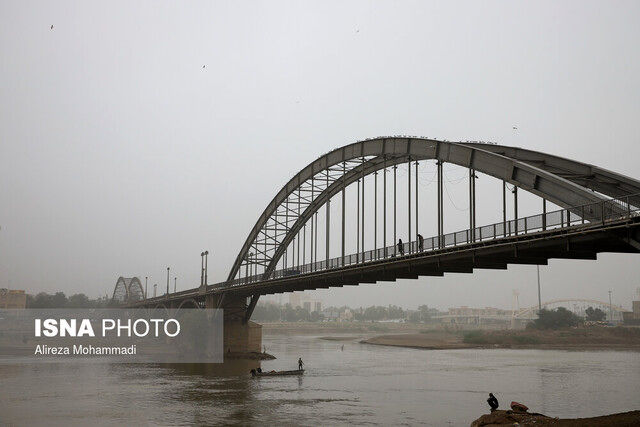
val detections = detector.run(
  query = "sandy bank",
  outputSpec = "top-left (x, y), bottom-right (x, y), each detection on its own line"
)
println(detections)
top-left (261, 321), bottom-right (424, 335)
top-left (361, 332), bottom-right (473, 349)
top-left (360, 327), bottom-right (640, 351)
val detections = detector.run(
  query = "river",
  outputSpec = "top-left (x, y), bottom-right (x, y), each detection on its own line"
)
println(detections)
top-left (1, 333), bottom-right (639, 426)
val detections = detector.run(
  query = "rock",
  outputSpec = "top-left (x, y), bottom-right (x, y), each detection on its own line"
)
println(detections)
top-left (470, 409), bottom-right (640, 426)
top-left (510, 401), bottom-right (529, 413)
top-left (470, 410), bottom-right (551, 426)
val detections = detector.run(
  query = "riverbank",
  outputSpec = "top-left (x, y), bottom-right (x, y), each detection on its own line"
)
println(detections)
top-left (471, 409), bottom-right (640, 426)
top-left (261, 321), bottom-right (425, 335)
top-left (361, 326), bottom-right (640, 350)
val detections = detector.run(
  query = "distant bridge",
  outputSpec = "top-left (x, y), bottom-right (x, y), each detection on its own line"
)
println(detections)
top-left (111, 277), bottom-right (144, 304)
top-left (122, 137), bottom-right (640, 329)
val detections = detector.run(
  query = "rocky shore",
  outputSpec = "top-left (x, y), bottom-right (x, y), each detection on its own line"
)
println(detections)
top-left (471, 409), bottom-right (640, 426)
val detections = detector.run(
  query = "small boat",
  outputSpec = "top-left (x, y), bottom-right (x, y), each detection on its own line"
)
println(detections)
top-left (251, 369), bottom-right (304, 377)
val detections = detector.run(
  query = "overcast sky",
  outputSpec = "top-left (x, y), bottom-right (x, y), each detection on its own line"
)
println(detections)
top-left (1, 1), bottom-right (639, 310)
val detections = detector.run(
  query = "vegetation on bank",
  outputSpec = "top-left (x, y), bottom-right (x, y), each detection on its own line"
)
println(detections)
top-left (527, 307), bottom-right (582, 330)
top-left (459, 308), bottom-right (640, 347)
top-left (462, 326), bottom-right (640, 347)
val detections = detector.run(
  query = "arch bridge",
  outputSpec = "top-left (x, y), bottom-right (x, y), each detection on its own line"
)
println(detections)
top-left (111, 277), bottom-right (145, 304)
top-left (126, 137), bottom-right (640, 343)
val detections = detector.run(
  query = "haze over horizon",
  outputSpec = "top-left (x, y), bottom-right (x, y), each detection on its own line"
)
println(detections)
top-left (1, 1), bottom-right (639, 310)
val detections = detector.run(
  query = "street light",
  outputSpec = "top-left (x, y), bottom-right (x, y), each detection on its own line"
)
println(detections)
top-left (166, 267), bottom-right (170, 295)
top-left (145, 276), bottom-right (148, 299)
top-left (174, 277), bottom-right (177, 293)
top-left (249, 252), bottom-right (254, 280)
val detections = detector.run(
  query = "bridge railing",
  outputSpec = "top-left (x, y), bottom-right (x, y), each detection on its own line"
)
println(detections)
top-left (227, 193), bottom-right (640, 287)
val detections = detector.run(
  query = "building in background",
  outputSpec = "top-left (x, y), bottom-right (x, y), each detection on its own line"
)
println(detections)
top-left (436, 306), bottom-right (512, 325)
top-left (0, 289), bottom-right (27, 309)
top-left (289, 292), bottom-right (322, 313)
top-left (622, 288), bottom-right (640, 325)
top-left (623, 288), bottom-right (640, 325)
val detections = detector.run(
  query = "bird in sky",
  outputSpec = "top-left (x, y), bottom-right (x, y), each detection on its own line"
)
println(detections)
top-left (50, 25), bottom-right (54, 30)
top-left (202, 65), bottom-right (206, 69)
top-left (512, 126), bottom-right (518, 130)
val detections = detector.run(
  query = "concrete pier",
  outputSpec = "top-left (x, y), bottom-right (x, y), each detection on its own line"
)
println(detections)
top-left (206, 293), bottom-right (262, 357)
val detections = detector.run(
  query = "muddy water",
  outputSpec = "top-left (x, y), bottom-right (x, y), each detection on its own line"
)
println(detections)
top-left (1, 333), bottom-right (639, 426)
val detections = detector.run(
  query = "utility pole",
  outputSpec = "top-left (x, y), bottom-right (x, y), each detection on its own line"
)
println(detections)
top-left (537, 265), bottom-right (542, 311)
top-left (608, 290), bottom-right (613, 322)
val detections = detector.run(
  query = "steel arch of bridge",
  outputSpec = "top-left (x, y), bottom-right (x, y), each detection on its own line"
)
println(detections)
top-left (111, 276), bottom-right (145, 304)
top-left (227, 137), bottom-right (640, 285)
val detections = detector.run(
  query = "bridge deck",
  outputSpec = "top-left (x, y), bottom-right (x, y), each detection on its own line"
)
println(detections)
top-left (130, 216), bottom-right (640, 308)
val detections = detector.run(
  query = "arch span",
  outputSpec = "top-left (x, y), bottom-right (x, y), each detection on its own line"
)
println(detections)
top-left (111, 277), bottom-right (145, 304)
top-left (227, 137), bottom-right (635, 285)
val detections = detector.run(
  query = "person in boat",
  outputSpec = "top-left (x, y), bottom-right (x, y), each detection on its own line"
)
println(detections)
top-left (417, 233), bottom-right (424, 251)
top-left (298, 357), bottom-right (304, 370)
top-left (487, 393), bottom-right (499, 412)
top-left (397, 239), bottom-right (405, 255)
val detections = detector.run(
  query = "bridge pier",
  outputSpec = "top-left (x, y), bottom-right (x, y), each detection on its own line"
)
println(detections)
top-left (205, 294), bottom-right (262, 357)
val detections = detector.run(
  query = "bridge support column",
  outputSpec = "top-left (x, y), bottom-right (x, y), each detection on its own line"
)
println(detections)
top-left (205, 294), bottom-right (262, 357)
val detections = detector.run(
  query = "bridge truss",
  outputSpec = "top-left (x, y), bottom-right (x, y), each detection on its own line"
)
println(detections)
top-left (128, 137), bottom-right (640, 322)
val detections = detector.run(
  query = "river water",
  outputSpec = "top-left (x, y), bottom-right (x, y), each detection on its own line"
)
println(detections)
top-left (1, 333), bottom-right (639, 426)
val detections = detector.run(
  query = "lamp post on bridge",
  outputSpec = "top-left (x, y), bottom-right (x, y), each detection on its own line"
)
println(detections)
top-left (205, 251), bottom-right (209, 286)
top-left (145, 276), bottom-right (148, 299)
top-left (166, 267), bottom-right (170, 295)
top-left (174, 277), bottom-right (177, 293)
top-left (200, 252), bottom-right (205, 287)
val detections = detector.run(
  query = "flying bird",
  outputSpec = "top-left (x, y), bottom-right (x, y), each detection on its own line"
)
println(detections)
top-left (202, 65), bottom-right (206, 69)
top-left (512, 126), bottom-right (518, 130)
top-left (50, 25), bottom-right (54, 30)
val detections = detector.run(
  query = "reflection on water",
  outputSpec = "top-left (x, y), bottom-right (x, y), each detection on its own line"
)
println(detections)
top-left (1, 333), bottom-right (639, 426)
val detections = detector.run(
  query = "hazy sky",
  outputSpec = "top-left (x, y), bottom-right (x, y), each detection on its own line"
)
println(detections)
top-left (1, 1), bottom-right (639, 310)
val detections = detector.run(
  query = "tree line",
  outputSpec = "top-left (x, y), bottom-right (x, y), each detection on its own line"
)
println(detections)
top-left (528, 306), bottom-right (607, 330)
top-left (26, 292), bottom-right (110, 308)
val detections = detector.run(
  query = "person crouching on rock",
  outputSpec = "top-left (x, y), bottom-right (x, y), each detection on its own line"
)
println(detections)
top-left (487, 393), bottom-right (499, 412)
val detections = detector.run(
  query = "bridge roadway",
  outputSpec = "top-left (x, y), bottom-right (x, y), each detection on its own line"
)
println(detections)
top-left (129, 213), bottom-right (640, 317)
